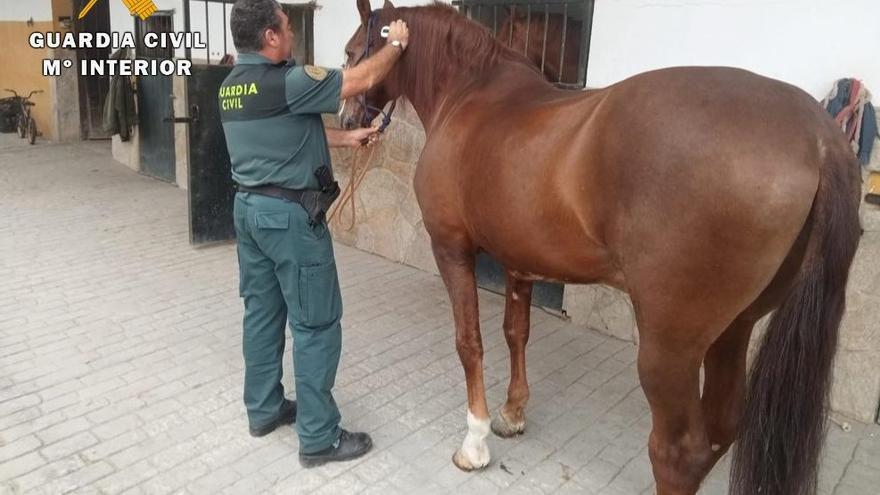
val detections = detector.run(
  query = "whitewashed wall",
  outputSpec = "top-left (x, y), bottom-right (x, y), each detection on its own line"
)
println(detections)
top-left (8, 0), bottom-right (877, 100)
top-left (314, 0), bottom-right (446, 69)
top-left (314, 0), bottom-right (880, 100)
top-left (110, 0), bottom-right (234, 61)
top-left (587, 0), bottom-right (880, 100)
top-left (0, 0), bottom-right (53, 21)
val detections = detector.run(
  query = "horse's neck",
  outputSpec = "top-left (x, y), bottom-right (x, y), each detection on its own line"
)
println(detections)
top-left (395, 58), bottom-right (467, 131)
top-left (395, 9), bottom-right (526, 131)
top-left (401, 60), bottom-right (549, 134)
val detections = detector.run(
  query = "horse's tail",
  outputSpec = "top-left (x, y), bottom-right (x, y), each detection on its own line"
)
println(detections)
top-left (730, 144), bottom-right (861, 495)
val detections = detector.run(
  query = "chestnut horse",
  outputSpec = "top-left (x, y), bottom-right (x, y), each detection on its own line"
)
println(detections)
top-left (342, 2), bottom-right (861, 494)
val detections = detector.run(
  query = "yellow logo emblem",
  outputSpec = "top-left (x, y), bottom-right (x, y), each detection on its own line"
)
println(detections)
top-left (304, 65), bottom-right (328, 82)
top-left (78, 0), bottom-right (158, 21)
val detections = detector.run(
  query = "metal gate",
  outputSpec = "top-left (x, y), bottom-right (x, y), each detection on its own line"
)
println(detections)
top-left (476, 253), bottom-right (565, 310)
top-left (136, 12), bottom-right (176, 183)
top-left (186, 64), bottom-right (235, 244)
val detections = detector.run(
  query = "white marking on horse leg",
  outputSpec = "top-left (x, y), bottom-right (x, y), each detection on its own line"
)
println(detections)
top-left (460, 410), bottom-right (490, 468)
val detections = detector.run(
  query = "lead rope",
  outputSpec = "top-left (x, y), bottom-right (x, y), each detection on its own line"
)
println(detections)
top-left (327, 101), bottom-right (396, 231)
top-left (327, 8), bottom-right (397, 231)
top-left (327, 143), bottom-right (378, 231)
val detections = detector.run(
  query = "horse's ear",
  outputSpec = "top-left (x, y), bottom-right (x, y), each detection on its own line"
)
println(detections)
top-left (357, 0), bottom-right (371, 26)
top-left (383, 0), bottom-right (395, 9)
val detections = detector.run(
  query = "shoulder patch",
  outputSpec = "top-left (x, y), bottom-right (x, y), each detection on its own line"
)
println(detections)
top-left (304, 65), bottom-right (328, 81)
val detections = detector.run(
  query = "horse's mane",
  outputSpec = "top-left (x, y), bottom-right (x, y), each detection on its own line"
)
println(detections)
top-left (389, 3), bottom-right (541, 109)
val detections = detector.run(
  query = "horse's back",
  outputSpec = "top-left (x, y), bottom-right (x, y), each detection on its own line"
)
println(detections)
top-left (594, 66), bottom-right (832, 235)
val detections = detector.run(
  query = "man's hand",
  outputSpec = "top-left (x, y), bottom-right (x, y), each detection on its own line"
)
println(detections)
top-left (326, 126), bottom-right (382, 148)
top-left (386, 20), bottom-right (409, 51)
top-left (340, 20), bottom-right (410, 99)
top-left (347, 125), bottom-right (381, 148)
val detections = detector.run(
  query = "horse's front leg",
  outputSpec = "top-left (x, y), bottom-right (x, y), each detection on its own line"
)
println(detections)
top-left (432, 240), bottom-right (491, 471)
top-left (491, 272), bottom-right (532, 438)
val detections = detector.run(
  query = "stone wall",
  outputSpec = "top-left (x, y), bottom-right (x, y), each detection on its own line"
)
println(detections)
top-left (833, 138), bottom-right (880, 423)
top-left (327, 102), bottom-right (437, 276)
top-left (328, 99), bottom-right (880, 424)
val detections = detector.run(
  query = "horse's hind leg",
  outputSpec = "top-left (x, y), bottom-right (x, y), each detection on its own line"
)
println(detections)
top-left (638, 330), bottom-right (714, 495)
top-left (491, 273), bottom-right (533, 438)
top-left (700, 316), bottom-right (755, 468)
top-left (431, 240), bottom-right (492, 471)
top-left (701, 225), bottom-right (809, 468)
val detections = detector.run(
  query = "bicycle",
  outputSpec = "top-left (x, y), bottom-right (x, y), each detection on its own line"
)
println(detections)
top-left (4, 89), bottom-right (43, 145)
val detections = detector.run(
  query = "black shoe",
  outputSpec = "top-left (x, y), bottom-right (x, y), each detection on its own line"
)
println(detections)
top-left (298, 429), bottom-right (373, 468)
top-left (249, 399), bottom-right (297, 437)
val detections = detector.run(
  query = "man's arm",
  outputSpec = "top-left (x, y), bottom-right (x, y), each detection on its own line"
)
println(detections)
top-left (326, 125), bottom-right (380, 148)
top-left (340, 20), bottom-right (409, 100)
top-left (325, 128), bottom-right (349, 148)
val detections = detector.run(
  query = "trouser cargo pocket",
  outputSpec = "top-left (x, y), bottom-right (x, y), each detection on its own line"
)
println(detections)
top-left (298, 260), bottom-right (342, 328)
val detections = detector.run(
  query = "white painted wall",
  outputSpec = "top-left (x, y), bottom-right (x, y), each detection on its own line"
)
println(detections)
top-left (0, 0), bottom-right (53, 22)
top-left (110, 0), bottom-right (233, 61)
top-left (587, 0), bottom-right (880, 100)
top-left (313, 0), bottom-right (447, 69)
top-left (91, 0), bottom-right (877, 101)
top-left (99, 0), bottom-right (428, 65)
top-left (314, 0), bottom-right (880, 100)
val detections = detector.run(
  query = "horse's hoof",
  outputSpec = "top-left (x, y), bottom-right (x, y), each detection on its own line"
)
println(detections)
top-left (491, 411), bottom-right (525, 438)
top-left (452, 448), bottom-right (489, 471)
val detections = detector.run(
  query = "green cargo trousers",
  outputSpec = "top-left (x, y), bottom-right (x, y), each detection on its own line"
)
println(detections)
top-left (233, 191), bottom-right (342, 454)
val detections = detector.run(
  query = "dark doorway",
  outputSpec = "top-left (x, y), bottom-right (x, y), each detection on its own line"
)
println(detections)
top-left (73, 0), bottom-right (111, 139)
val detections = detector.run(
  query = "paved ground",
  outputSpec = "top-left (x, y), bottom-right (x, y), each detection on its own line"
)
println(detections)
top-left (0, 133), bottom-right (878, 495)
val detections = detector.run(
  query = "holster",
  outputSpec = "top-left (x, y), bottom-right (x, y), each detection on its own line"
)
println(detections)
top-left (301, 166), bottom-right (340, 227)
top-left (235, 166), bottom-right (341, 227)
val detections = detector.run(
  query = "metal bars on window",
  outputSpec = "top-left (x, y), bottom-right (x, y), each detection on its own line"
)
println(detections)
top-left (135, 11), bottom-right (174, 59)
top-left (452, 0), bottom-right (595, 89)
top-left (182, 0), bottom-right (233, 64)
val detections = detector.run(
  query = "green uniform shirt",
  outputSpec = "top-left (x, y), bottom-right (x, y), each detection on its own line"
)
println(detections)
top-left (219, 52), bottom-right (342, 190)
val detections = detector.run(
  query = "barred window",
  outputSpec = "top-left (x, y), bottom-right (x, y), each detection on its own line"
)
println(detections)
top-left (453, 0), bottom-right (595, 88)
top-left (135, 11), bottom-right (174, 60)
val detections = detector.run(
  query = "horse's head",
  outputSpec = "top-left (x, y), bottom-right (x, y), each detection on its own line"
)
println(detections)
top-left (339, 0), bottom-right (399, 130)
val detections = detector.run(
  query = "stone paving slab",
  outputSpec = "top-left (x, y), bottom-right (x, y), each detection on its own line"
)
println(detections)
top-left (1, 134), bottom-right (878, 494)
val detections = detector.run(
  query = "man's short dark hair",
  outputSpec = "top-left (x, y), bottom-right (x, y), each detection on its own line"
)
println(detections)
top-left (231, 0), bottom-right (283, 53)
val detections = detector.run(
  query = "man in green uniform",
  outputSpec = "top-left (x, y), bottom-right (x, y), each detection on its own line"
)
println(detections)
top-left (220, 0), bottom-right (408, 467)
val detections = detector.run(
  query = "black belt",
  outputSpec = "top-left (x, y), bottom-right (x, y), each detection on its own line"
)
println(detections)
top-left (236, 184), bottom-right (311, 204)
top-left (237, 181), bottom-right (340, 227)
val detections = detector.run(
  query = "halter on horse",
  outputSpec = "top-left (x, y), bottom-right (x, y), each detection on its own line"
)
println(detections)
top-left (341, 8), bottom-right (396, 132)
